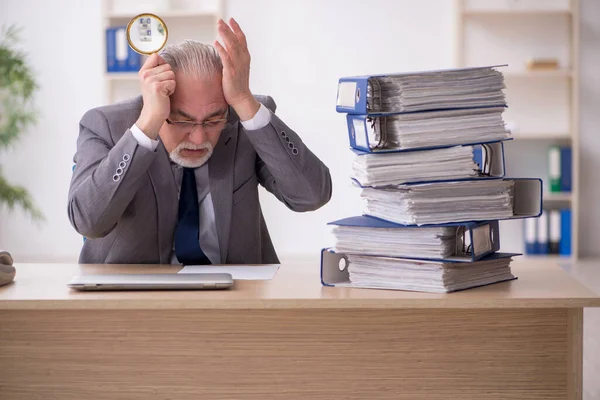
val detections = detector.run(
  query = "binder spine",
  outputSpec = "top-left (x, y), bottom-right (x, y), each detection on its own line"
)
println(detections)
top-left (106, 27), bottom-right (117, 72)
top-left (548, 146), bottom-right (561, 193)
top-left (466, 221), bottom-right (500, 260)
top-left (536, 211), bottom-right (549, 254)
top-left (477, 141), bottom-right (506, 177)
top-left (126, 44), bottom-right (141, 72)
top-left (336, 77), bottom-right (369, 114)
top-left (106, 26), bottom-right (141, 73)
top-left (320, 248), bottom-right (349, 286)
top-left (560, 147), bottom-right (572, 192)
top-left (512, 178), bottom-right (543, 219)
top-left (524, 218), bottom-right (537, 255)
top-left (549, 209), bottom-right (561, 254)
top-left (559, 208), bottom-right (572, 256)
top-left (346, 114), bottom-right (375, 151)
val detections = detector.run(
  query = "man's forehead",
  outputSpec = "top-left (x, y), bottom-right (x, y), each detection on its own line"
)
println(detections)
top-left (170, 75), bottom-right (226, 119)
top-left (171, 105), bottom-right (227, 121)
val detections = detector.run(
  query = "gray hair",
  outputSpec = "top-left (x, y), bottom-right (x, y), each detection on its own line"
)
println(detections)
top-left (159, 40), bottom-right (223, 77)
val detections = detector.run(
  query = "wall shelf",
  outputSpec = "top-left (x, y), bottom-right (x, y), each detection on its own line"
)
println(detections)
top-left (544, 192), bottom-right (572, 202)
top-left (107, 10), bottom-right (220, 19)
top-left (105, 73), bottom-right (138, 81)
top-left (462, 9), bottom-right (572, 16)
top-left (522, 254), bottom-right (573, 262)
top-left (456, 0), bottom-right (579, 259)
top-left (102, 0), bottom-right (224, 104)
top-left (511, 132), bottom-right (571, 140)
top-left (504, 69), bottom-right (572, 78)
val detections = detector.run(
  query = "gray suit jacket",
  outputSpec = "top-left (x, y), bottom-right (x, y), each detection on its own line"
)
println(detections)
top-left (68, 95), bottom-right (332, 264)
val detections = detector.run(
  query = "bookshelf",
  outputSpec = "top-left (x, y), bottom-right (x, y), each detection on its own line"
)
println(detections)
top-left (503, 69), bottom-right (572, 78)
top-left (455, 0), bottom-right (579, 260)
top-left (544, 192), bottom-right (573, 202)
top-left (102, 0), bottom-right (224, 104)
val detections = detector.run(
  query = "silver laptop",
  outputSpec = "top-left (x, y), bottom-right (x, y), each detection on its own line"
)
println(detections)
top-left (68, 273), bottom-right (233, 291)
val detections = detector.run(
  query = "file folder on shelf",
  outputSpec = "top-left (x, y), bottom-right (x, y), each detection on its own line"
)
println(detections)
top-left (336, 65), bottom-right (507, 115)
top-left (357, 178), bottom-right (543, 226)
top-left (548, 146), bottom-right (572, 193)
top-left (328, 215), bottom-right (500, 262)
top-left (320, 248), bottom-right (519, 293)
top-left (536, 211), bottom-right (549, 255)
top-left (346, 110), bottom-right (510, 152)
top-left (524, 218), bottom-right (537, 255)
top-left (548, 146), bottom-right (561, 193)
top-left (559, 208), bottom-right (572, 256)
top-left (560, 147), bottom-right (572, 192)
top-left (106, 26), bottom-right (141, 73)
top-left (351, 140), bottom-right (506, 188)
top-left (549, 209), bottom-right (561, 254)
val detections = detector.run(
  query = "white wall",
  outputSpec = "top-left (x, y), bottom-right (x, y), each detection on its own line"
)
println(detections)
top-left (578, 0), bottom-right (600, 258)
top-left (9, 0), bottom-right (596, 261)
top-left (224, 0), bottom-right (456, 258)
top-left (0, 0), bottom-right (455, 262)
top-left (0, 0), bottom-right (105, 262)
top-left (2, 0), bottom-right (597, 262)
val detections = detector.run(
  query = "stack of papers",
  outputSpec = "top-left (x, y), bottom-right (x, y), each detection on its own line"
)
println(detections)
top-left (325, 64), bottom-right (531, 294)
top-left (366, 66), bottom-right (506, 113)
top-left (360, 180), bottom-right (514, 225)
top-left (346, 253), bottom-right (515, 293)
top-left (366, 106), bottom-right (510, 151)
top-left (332, 224), bottom-right (457, 259)
top-left (352, 145), bottom-right (479, 187)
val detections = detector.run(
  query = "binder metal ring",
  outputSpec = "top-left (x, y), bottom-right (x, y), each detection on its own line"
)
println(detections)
top-left (368, 77), bottom-right (383, 113)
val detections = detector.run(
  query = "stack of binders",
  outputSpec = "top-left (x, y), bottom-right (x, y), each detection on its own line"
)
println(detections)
top-left (321, 65), bottom-right (543, 293)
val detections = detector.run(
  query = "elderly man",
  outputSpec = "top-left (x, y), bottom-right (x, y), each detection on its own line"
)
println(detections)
top-left (68, 18), bottom-right (332, 264)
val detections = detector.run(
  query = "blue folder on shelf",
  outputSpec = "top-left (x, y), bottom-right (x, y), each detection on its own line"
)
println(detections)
top-left (524, 218), bottom-right (538, 255)
top-left (328, 215), bottom-right (500, 262)
top-left (560, 147), bottom-right (572, 192)
top-left (106, 26), bottom-right (141, 73)
top-left (559, 208), bottom-right (572, 256)
top-left (320, 248), bottom-right (519, 291)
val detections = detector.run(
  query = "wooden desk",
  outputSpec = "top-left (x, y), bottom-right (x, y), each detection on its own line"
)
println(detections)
top-left (1, 260), bottom-right (599, 400)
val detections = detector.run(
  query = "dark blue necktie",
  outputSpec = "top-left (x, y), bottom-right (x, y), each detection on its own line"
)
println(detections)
top-left (174, 168), bottom-right (211, 265)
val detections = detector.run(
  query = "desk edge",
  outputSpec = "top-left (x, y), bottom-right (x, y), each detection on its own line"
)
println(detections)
top-left (1, 298), bottom-right (600, 310)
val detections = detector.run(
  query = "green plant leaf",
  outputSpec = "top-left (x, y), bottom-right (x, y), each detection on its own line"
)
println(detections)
top-left (0, 23), bottom-right (43, 220)
top-left (0, 171), bottom-right (43, 220)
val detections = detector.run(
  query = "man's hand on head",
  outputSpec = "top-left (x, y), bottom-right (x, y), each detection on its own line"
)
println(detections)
top-left (214, 18), bottom-right (261, 122)
top-left (136, 54), bottom-right (176, 140)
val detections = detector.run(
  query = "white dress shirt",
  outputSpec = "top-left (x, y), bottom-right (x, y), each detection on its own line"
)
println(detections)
top-left (130, 104), bottom-right (272, 264)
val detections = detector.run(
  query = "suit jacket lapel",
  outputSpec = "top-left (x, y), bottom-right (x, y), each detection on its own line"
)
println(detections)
top-left (148, 141), bottom-right (178, 263)
top-left (127, 96), bottom-right (177, 263)
top-left (209, 121), bottom-right (238, 263)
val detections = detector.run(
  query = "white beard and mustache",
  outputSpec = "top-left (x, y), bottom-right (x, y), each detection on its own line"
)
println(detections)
top-left (169, 141), bottom-right (214, 168)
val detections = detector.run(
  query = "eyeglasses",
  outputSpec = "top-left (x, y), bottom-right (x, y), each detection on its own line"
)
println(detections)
top-left (165, 108), bottom-right (229, 133)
